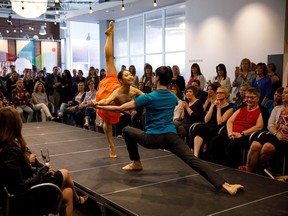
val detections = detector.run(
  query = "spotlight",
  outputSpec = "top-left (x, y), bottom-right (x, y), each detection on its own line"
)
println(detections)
top-left (86, 33), bottom-right (91, 41)
top-left (89, 2), bottom-right (92, 13)
top-left (39, 25), bottom-right (47, 35)
top-left (7, 14), bottom-right (12, 26)
top-left (122, 0), bottom-right (125, 11)
top-left (154, 0), bottom-right (157, 7)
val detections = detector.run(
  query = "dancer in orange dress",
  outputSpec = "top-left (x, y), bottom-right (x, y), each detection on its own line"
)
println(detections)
top-left (89, 21), bottom-right (143, 158)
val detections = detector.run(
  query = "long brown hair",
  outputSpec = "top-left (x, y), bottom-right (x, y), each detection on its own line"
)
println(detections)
top-left (0, 107), bottom-right (27, 153)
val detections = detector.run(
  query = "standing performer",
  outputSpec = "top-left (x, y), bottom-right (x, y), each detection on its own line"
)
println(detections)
top-left (96, 66), bottom-right (244, 195)
top-left (89, 21), bottom-right (143, 158)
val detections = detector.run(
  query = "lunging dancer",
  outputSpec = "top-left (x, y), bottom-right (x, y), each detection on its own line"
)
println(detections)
top-left (89, 21), bottom-right (143, 158)
top-left (96, 66), bottom-right (244, 195)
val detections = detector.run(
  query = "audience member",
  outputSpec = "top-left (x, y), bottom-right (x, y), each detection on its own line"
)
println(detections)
top-left (191, 79), bottom-right (208, 104)
top-left (140, 63), bottom-right (155, 93)
top-left (175, 85), bottom-right (204, 138)
top-left (171, 65), bottom-right (186, 93)
top-left (99, 68), bottom-right (106, 81)
top-left (61, 69), bottom-right (73, 103)
top-left (233, 84), bottom-right (249, 111)
top-left (213, 64), bottom-right (231, 93)
top-left (232, 58), bottom-right (255, 94)
top-left (267, 63), bottom-right (281, 97)
top-left (246, 85), bottom-right (288, 173)
top-left (11, 79), bottom-right (34, 123)
top-left (186, 63), bottom-right (206, 90)
top-left (32, 82), bottom-right (54, 122)
top-left (210, 87), bottom-right (264, 168)
top-left (58, 82), bottom-right (86, 123)
top-left (0, 107), bottom-right (88, 216)
top-left (203, 83), bottom-right (218, 112)
top-left (45, 66), bottom-right (62, 116)
top-left (251, 62), bottom-right (272, 106)
top-left (129, 65), bottom-right (139, 88)
top-left (6, 71), bottom-right (18, 99)
top-left (264, 87), bottom-right (284, 114)
top-left (73, 80), bottom-right (96, 128)
top-left (168, 84), bottom-right (184, 130)
top-left (86, 67), bottom-right (99, 91)
top-left (192, 87), bottom-right (233, 158)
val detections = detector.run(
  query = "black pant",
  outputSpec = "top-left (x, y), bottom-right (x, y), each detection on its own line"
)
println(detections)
top-left (122, 126), bottom-right (226, 190)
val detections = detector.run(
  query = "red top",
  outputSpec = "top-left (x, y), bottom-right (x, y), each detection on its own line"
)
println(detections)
top-left (233, 106), bottom-right (261, 132)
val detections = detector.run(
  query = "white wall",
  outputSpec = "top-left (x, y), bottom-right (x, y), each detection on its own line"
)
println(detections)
top-left (185, 0), bottom-right (286, 84)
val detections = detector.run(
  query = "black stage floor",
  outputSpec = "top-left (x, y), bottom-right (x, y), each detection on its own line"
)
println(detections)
top-left (23, 122), bottom-right (288, 216)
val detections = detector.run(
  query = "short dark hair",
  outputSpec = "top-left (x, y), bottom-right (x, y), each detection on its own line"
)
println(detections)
top-left (192, 79), bottom-right (200, 86)
top-left (155, 66), bottom-right (172, 86)
top-left (185, 85), bottom-right (198, 95)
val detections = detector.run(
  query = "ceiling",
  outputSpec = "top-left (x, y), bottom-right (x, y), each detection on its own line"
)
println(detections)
top-left (0, 0), bottom-right (185, 23)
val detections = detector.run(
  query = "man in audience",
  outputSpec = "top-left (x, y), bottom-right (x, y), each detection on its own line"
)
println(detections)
top-left (11, 79), bottom-right (34, 122)
top-left (45, 66), bottom-right (62, 116)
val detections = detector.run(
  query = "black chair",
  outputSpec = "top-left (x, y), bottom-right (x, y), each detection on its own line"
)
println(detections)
top-left (2, 183), bottom-right (65, 216)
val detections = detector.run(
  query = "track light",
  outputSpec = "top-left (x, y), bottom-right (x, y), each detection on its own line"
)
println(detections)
top-left (7, 14), bottom-right (12, 26)
top-left (86, 33), bottom-right (91, 41)
top-left (154, 0), bottom-right (157, 7)
top-left (39, 25), bottom-right (47, 35)
top-left (121, 0), bottom-right (125, 11)
top-left (60, 21), bottom-right (67, 29)
top-left (89, 2), bottom-right (92, 13)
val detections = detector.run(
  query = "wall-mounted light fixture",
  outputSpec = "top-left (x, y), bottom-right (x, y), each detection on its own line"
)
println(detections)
top-left (154, 0), bottom-right (157, 7)
top-left (39, 25), bottom-right (47, 35)
top-left (89, 2), bottom-right (93, 13)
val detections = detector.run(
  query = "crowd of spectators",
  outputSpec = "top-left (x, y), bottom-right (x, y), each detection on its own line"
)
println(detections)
top-left (0, 59), bottom-right (287, 176)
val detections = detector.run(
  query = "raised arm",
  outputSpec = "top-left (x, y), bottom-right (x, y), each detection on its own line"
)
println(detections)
top-left (97, 100), bottom-right (137, 112)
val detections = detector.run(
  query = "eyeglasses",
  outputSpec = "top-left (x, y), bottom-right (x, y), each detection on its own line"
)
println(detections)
top-left (216, 92), bottom-right (225, 94)
top-left (283, 91), bottom-right (288, 95)
top-left (245, 96), bottom-right (257, 99)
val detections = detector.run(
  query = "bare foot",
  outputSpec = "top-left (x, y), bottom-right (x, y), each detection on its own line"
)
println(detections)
top-left (105, 21), bottom-right (114, 36)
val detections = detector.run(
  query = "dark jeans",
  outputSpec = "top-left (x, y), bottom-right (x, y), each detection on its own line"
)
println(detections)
top-left (122, 126), bottom-right (226, 190)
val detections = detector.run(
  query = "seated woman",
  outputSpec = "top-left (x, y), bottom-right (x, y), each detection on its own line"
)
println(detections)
top-left (168, 84), bottom-right (184, 122)
top-left (246, 85), bottom-right (288, 173)
top-left (209, 87), bottom-right (264, 168)
top-left (32, 82), bottom-right (54, 122)
top-left (175, 85), bottom-right (204, 139)
top-left (72, 79), bottom-right (96, 128)
top-left (192, 87), bottom-right (233, 158)
top-left (0, 107), bottom-right (87, 216)
top-left (203, 83), bottom-right (218, 112)
top-left (58, 82), bottom-right (86, 124)
top-left (233, 83), bottom-right (249, 111)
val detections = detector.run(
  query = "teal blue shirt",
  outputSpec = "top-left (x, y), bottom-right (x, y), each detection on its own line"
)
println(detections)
top-left (134, 89), bottom-right (178, 134)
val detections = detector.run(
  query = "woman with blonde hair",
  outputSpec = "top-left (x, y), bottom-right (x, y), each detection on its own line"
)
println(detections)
top-left (191, 87), bottom-right (233, 158)
top-left (32, 81), bottom-right (54, 122)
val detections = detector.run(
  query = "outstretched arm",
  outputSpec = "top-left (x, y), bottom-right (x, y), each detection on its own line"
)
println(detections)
top-left (97, 100), bottom-right (137, 112)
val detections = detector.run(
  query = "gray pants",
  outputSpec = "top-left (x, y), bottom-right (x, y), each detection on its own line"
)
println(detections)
top-left (16, 105), bottom-right (34, 122)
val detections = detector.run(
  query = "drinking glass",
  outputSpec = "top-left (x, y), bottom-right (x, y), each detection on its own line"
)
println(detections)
top-left (41, 149), bottom-right (50, 166)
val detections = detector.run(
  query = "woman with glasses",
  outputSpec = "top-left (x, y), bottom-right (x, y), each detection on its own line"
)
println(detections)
top-left (246, 86), bottom-right (288, 173)
top-left (209, 87), bottom-right (264, 168)
top-left (191, 87), bottom-right (233, 158)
